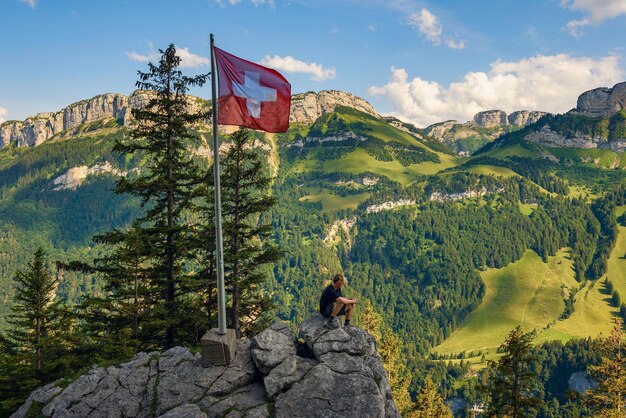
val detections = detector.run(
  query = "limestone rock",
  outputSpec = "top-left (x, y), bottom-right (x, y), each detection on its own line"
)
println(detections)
top-left (0, 93), bottom-right (127, 148)
top-left (51, 162), bottom-right (126, 191)
top-left (424, 120), bottom-right (457, 140)
top-left (10, 382), bottom-right (62, 418)
top-left (158, 404), bottom-right (207, 418)
top-left (12, 319), bottom-right (399, 418)
top-left (525, 126), bottom-right (602, 149)
top-left (473, 110), bottom-right (508, 128)
top-left (290, 90), bottom-right (378, 125)
top-left (273, 314), bottom-right (399, 418)
top-left (263, 355), bottom-right (316, 400)
top-left (250, 326), bottom-right (296, 375)
top-left (507, 110), bottom-right (548, 127)
top-left (568, 371), bottom-right (595, 394)
top-left (573, 82), bottom-right (626, 118)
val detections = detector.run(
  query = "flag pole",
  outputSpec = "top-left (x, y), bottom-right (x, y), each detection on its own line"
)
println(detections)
top-left (210, 33), bottom-right (227, 335)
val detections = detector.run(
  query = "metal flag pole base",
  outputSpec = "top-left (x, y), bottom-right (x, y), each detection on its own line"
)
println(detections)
top-left (200, 328), bottom-right (237, 367)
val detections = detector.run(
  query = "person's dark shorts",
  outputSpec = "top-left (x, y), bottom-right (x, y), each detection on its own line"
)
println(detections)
top-left (321, 302), bottom-right (346, 318)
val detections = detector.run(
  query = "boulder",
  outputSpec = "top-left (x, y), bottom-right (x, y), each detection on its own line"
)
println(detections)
top-left (250, 325), bottom-right (296, 375)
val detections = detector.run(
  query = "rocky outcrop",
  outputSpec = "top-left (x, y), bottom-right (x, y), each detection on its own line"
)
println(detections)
top-left (424, 120), bottom-right (457, 140)
top-left (507, 110), bottom-right (547, 127)
top-left (290, 90), bottom-right (379, 125)
top-left (429, 188), bottom-right (490, 202)
top-left (51, 162), bottom-right (126, 191)
top-left (12, 319), bottom-right (399, 418)
top-left (473, 110), bottom-right (508, 128)
top-left (523, 125), bottom-right (626, 152)
top-left (269, 315), bottom-right (400, 418)
top-left (0, 94), bottom-right (128, 148)
top-left (572, 82), bottom-right (626, 118)
top-left (568, 371), bottom-right (595, 394)
top-left (365, 199), bottom-right (416, 214)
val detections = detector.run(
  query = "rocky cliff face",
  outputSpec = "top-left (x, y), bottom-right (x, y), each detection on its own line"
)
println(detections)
top-left (524, 126), bottom-right (626, 152)
top-left (572, 82), bottom-right (626, 118)
top-left (472, 110), bottom-right (548, 128)
top-left (1, 90), bottom-right (379, 149)
top-left (290, 90), bottom-right (379, 125)
top-left (507, 110), bottom-right (547, 127)
top-left (12, 318), bottom-right (399, 418)
top-left (0, 94), bottom-right (128, 148)
top-left (473, 110), bottom-right (508, 128)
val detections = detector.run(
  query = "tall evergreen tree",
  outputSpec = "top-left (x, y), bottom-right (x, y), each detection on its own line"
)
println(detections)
top-left (359, 300), bottom-right (416, 415)
top-left (68, 224), bottom-right (155, 357)
top-left (485, 326), bottom-right (543, 417)
top-left (101, 44), bottom-right (208, 349)
top-left (411, 375), bottom-right (453, 418)
top-left (221, 128), bottom-right (281, 337)
top-left (585, 318), bottom-right (626, 418)
top-left (0, 248), bottom-right (72, 415)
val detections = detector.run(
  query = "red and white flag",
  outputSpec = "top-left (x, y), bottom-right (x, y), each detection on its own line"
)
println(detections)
top-left (214, 47), bottom-right (291, 133)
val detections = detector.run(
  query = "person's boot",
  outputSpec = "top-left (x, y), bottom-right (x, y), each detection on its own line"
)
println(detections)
top-left (324, 316), bottom-right (341, 329)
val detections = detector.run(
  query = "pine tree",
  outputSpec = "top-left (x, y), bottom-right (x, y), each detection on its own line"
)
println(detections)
top-left (585, 318), bottom-right (626, 417)
top-left (0, 248), bottom-right (72, 415)
top-left (411, 375), bottom-right (453, 418)
top-left (359, 300), bottom-right (416, 415)
top-left (220, 128), bottom-right (281, 337)
top-left (110, 44), bottom-right (208, 349)
top-left (485, 326), bottom-right (543, 417)
top-left (68, 224), bottom-right (156, 357)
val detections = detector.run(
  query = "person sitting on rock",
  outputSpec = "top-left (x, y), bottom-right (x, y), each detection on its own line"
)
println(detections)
top-left (319, 273), bottom-right (357, 329)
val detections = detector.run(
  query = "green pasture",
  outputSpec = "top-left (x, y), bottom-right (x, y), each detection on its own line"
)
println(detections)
top-left (322, 148), bottom-right (458, 185)
top-left (299, 189), bottom-right (371, 213)
top-left (434, 249), bottom-right (582, 355)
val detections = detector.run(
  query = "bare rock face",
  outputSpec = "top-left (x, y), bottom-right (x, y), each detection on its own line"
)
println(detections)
top-left (0, 93), bottom-right (128, 148)
top-left (290, 90), bottom-right (379, 124)
top-left (507, 110), bottom-right (548, 127)
top-left (424, 120), bottom-right (457, 140)
top-left (473, 110), bottom-right (508, 128)
top-left (12, 319), bottom-right (399, 418)
top-left (573, 82), bottom-right (626, 118)
top-left (270, 314), bottom-right (400, 418)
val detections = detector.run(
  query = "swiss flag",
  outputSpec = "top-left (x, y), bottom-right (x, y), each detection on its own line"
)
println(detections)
top-left (214, 47), bottom-right (291, 133)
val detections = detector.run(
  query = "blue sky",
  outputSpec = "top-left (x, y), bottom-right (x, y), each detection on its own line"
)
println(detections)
top-left (1, 0), bottom-right (626, 127)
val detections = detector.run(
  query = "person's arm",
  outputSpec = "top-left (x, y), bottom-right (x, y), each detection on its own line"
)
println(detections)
top-left (337, 296), bottom-right (357, 304)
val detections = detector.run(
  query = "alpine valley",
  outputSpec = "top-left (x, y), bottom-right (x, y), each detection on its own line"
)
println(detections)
top-left (1, 83), bottom-right (626, 416)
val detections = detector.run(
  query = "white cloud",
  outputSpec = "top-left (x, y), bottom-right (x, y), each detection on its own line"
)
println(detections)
top-left (368, 54), bottom-right (623, 127)
top-left (407, 8), bottom-right (465, 50)
top-left (0, 107), bottom-right (8, 124)
top-left (561, 0), bottom-right (626, 37)
top-left (408, 9), bottom-right (442, 44)
top-left (19, 0), bottom-right (36, 8)
top-left (259, 55), bottom-right (336, 81)
top-left (445, 38), bottom-right (465, 50)
top-left (126, 46), bottom-right (209, 68)
top-left (175, 47), bottom-right (210, 68)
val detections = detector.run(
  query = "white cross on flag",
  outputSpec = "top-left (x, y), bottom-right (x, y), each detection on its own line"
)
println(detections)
top-left (214, 47), bottom-right (291, 133)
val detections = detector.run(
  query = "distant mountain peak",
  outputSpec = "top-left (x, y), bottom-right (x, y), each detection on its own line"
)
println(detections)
top-left (290, 90), bottom-right (379, 125)
top-left (570, 81), bottom-right (626, 118)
